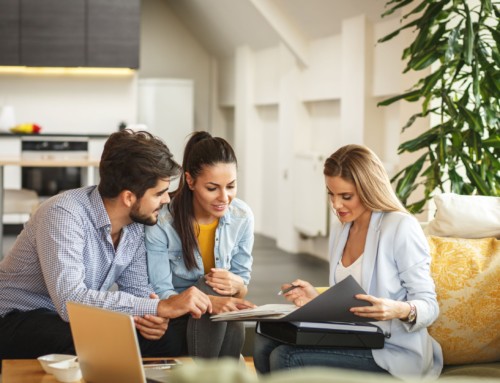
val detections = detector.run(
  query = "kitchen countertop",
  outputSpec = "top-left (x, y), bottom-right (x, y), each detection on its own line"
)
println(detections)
top-left (0, 133), bottom-right (110, 138)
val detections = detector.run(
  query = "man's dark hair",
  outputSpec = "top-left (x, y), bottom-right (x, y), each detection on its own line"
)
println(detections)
top-left (98, 129), bottom-right (181, 199)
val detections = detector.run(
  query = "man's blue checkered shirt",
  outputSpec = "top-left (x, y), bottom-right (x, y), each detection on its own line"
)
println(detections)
top-left (0, 186), bottom-right (159, 321)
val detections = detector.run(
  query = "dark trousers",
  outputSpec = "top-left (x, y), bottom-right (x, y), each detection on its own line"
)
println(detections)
top-left (0, 308), bottom-right (188, 372)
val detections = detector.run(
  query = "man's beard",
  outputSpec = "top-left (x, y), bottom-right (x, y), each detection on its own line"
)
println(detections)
top-left (130, 202), bottom-right (159, 226)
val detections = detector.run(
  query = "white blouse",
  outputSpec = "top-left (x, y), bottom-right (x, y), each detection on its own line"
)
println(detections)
top-left (335, 253), bottom-right (363, 285)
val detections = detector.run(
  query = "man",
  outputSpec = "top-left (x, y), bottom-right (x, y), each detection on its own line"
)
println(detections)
top-left (0, 130), bottom-right (212, 366)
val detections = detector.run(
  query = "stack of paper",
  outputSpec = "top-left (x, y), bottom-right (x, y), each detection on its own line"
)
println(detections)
top-left (210, 275), bottom-right (373, 323)
top-left (291, 321), bottom-right (379, 332)
top-left (211, 304), bottom-right (297, 321)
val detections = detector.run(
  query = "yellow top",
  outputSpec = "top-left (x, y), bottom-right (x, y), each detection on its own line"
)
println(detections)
top-left (196, 219), bottom-right (219, 273)
top-left (315, 287), bottom-right (329, 294)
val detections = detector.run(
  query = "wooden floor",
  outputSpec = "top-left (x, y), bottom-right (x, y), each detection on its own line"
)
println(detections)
top-left (244, 356), bottom-right (257, 374)
top-left (245, 234), bottom-right (329, 306)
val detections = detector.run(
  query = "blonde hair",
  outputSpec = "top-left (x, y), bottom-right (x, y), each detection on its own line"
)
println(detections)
top-left (323, 145), bottom-right (407, 213)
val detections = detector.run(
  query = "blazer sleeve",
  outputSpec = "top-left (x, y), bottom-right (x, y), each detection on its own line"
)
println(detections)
top-left (393, 214), bottom-right (439, 332)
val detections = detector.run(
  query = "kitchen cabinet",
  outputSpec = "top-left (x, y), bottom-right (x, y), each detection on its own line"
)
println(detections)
top-left (21, 0), bottom-right (86, 67)
top-left (0, 0), bottom-right (20, 65)
top-left (0, 0), bottom-right (140, 68)
top-left (87, 0), bottom-right (140, 68)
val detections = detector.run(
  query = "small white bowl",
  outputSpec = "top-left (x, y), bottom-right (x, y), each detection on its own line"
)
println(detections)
top-left (37, 354), bottom-right (77, 374)
top-left (49, 360), bottom-right (82, 383)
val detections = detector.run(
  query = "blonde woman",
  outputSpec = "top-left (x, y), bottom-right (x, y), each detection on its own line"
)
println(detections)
top-left (253, 145), bottom-right (443, 380)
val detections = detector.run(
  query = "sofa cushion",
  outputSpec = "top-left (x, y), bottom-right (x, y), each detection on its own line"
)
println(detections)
top-left (425, 193), bottom-right (500, 239)
top-left (428, 236), bottom-right (500, 365)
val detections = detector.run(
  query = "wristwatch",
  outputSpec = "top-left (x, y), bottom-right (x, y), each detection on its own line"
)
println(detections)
top-left (405, 301), bottom-right (417, 323)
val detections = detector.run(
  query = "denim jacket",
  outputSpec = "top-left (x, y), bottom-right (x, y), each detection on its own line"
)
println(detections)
top-left (145, 198), bottom-right (254, 299)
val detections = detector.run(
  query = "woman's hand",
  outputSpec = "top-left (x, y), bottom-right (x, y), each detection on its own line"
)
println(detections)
top-left (205, 268), bottom-right (246, 297)
top-left (281, 279), bottom-right (319, 307)
top-left (350, 294), bottom-right (412, 321)
top-left (209, 295), bottom-right (256, 314)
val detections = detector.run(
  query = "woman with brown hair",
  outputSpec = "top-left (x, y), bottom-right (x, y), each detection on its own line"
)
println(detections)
top-left (146, 131), bottom-right (255, 359)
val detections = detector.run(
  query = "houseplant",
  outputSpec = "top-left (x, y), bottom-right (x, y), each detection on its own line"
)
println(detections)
top-left (378, 0), bottom-right (499, 213)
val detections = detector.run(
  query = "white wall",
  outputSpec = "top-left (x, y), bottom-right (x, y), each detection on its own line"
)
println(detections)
top-left (0, 74), bottom-right (136, 134)
top-left (216, 14), bottom-right (421, 260)
top-left (140, 0), bottom-right (213, 133)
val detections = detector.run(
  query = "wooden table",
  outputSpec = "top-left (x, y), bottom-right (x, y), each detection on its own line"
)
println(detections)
top-left (1, 358), bottom-right (192, 383)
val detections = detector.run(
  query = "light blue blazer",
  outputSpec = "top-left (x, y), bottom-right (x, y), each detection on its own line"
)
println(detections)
top-left (329, 211), bottom-right (443, 379)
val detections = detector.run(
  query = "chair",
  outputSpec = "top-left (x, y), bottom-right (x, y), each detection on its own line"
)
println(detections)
top-left (3, 188), bottom-right (40, 224)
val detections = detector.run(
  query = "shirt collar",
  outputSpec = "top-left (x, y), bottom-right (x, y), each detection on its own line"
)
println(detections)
top-left (219, 205), bottom-right (233, 225)
top-left (90, 186), bottom-right (112, 230)
top-left (90, 186), bottom-right (144, 238)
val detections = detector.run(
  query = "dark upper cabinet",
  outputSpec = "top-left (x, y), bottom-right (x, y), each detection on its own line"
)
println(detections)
top-left (0, 0), bottom-right (139, 68)
top-left (21, 0), bottom-right (86, 67)
top-left (87, 0), bottom-right (140, 68)
top-left (0, 0), bottom-right (21, 65)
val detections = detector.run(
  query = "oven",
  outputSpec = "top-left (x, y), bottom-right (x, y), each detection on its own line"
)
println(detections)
top-left (21, 136), bottom-right (89, 198)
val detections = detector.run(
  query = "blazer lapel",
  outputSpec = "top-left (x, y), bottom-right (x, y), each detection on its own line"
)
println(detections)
top-left (361, 211), bottom-right (384, 292)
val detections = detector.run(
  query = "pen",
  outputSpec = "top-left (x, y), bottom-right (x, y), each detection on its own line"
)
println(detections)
top-left (277, 285), bottom-right (300, 296)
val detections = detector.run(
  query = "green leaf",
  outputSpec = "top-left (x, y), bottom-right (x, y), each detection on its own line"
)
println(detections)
top-left (402, 1), bottom-right (429, 20)
top-left (382, 0), bottom-right (415, 17)
top-left (406, 199), bottom-right (427, 214)
top-left (448, 169), bottom-right (465, 193)
top-left (463, 2), bottom-right (475, 65)
top-left (441, 92), bottom-right (458, 119)
top-left (377, 90), bottom-right (421, 106)
top-left (485, 25), bottom-right (500, 49)
top-left (377, 19), bottom-right (419, 43)
top-left (421, 67), bottom-right (446, 94)
top-left (483, 136), bottom-right (500, 149)
top-left (445, 27), bottom-right (461, 62)
top-left (398, 127), bottom-right (439, 153)
top-left (407, 47), bottom-right (444, 71)
top-left (460, 154), bottom-right (491, 195)
top-left (394, 153), bottom-right (427, 202)
top-left (456, 103), bottom-right (482, 131)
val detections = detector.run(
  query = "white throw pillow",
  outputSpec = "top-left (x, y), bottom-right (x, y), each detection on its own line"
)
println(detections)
top-left (425, 193), bottom-right (500, 239)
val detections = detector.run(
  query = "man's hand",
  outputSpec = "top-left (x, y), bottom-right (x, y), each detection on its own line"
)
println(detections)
top-left (134, 293), bottom-right (168, 340)
top-left (205, 268), bottom-right (246, 297)
top-left (157, 286), bottom-right (212, 319)
top-left (209, 296), bottom-right (256, 314)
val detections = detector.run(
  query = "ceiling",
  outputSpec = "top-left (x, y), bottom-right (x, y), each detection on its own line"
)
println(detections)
top-left (164, 0), bottom-right (399, 58)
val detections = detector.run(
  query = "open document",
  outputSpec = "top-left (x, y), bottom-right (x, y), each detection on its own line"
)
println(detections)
top-left (211, 275), bottom-right (372, 323)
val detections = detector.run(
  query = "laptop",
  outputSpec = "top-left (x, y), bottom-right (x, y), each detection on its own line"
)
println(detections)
top-left (67, 301), bottom-right (173, 383)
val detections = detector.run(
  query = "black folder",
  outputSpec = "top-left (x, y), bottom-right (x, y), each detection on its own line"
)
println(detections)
top-left (257, 321), bottom-right (385, 349)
